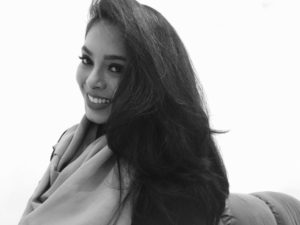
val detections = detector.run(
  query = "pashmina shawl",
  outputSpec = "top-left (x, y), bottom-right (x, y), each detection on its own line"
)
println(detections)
top-left (19, 116), bottom-right (131, 225)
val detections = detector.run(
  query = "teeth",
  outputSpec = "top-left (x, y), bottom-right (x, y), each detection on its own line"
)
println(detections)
top-left (88, 95), bottom-right (111, 104)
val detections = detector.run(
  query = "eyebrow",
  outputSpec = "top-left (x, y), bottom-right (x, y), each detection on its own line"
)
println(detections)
top-left (81, 45), bottom-right (127, 62)
top-left (81, 46), bottom-right (93, 56)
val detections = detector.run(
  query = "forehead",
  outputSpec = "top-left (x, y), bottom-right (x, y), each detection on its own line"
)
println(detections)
top-left (84, 21), bottom-right (127, 57)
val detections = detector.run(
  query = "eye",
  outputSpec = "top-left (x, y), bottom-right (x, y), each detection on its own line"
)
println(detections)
top-left (79, 55), bottom-right (93, 66)
top-left (108, 63), bottom-right (124, 73)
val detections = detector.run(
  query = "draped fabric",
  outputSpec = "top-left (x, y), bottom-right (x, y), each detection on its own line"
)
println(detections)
top-left (19, 116), bottom-right (131, 225)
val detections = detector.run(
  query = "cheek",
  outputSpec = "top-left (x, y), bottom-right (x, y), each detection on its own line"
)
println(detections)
top-left (111, 77), bottom-right (122, 93)
top-left (76, 67), bottom-right (85, 89)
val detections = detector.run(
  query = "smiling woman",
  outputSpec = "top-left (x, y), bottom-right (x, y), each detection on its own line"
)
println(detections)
top-left (77, 21), bottom-right (128, 124)
top-left (18, 0), bottom-right (229, 224)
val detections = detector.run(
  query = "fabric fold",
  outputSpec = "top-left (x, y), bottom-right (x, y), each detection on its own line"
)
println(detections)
top-left (19, 116), bottom-right (131, 225)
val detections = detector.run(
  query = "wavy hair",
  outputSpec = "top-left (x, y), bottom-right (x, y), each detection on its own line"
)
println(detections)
top-left (87, 0), bottom-right (229, 224)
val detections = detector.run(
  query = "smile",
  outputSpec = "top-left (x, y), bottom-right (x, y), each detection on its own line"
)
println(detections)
top-left (87, 94), bottom-right (111, 104)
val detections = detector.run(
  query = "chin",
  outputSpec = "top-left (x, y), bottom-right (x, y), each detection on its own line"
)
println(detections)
top-left (85, 106), bottom-right (110, 124)
top-left (86, 115), bottom-right (108, 124)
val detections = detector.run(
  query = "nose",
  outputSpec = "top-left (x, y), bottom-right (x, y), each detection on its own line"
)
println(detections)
top-left (85, 68), bottom-right (107, 90)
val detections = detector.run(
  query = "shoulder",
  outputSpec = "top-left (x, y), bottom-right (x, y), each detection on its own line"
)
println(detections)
top-left (57, 124), bottom-right (78, 142)
top-left (50, 124), bottom-right (79, 160)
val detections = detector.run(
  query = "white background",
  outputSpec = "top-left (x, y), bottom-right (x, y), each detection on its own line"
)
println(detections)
top-left (0, 0), bottom-right (299, 224)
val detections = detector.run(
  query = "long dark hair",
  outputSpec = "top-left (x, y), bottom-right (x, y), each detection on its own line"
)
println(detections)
top-left (87, 0), bottom-right (229, 224)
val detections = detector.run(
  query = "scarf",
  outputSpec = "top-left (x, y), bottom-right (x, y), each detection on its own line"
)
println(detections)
top-left (19, 116), bottom-right (132, 225)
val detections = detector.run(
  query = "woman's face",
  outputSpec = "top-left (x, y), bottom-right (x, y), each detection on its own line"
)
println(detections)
top-left (76, 21), bottom-right (127, 124)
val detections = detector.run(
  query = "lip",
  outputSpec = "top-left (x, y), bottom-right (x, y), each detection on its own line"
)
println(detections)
top-left (85, 93), bottom-right (111, 110)
top-left (88, 93), bottom-right (112, 101)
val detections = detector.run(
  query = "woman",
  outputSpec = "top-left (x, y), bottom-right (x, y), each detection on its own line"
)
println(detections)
top-left (19, 0), bottom-right (229, 224)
